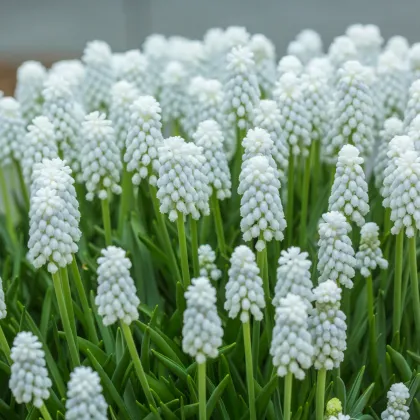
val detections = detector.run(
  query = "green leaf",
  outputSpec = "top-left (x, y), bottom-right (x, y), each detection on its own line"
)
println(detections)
top-left (152, 349), bottom-right (188, 382)
top-left (206, 374), bottom-right (230, 419)
top-left (174, 403), bottom-right (198, 419)
top-left (255, 375), bottom-right (278, 419)
top-left (39, 286), bottom-right (53, 338)
top-left (115, 327), bottom-right (124, 363)
top-left (90, 290), bottom-right (115, 355)
top-left (349, 383), bottom-right (375, 416)
top-left (387, 345), bottom-right (412, 382)
top-left (335, 376), bottom-right (347, 410)
top-left (407, 373), bottom-right (420, 405)
top-left (345, 366), bottom-right (366, 413)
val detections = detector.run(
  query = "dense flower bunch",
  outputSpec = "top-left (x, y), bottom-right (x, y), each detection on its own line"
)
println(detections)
top-left (118, 49), bottom-right (153, 95)
top-left (328, 36), bottom-right (358, 71)
top-left (346, 23), bottom-right (383, 66)
top-left (198, 245), bottom-right (222, 281)
top-left (49, 59), bottom-right (85, 100)
top-left (404, 79), bottom-right (420, 128)
top-left (325, 398), bottom-right (349, 420)
top-left (142, 34), bottom-right (168, 94)
top-left (381, 383), bottom-right (410, 420)
top-left (287, 29), bottom-right (323, 64)
top-left (277, 55), bottom-right (303, 78)
top-left (242, 127), bottom-right (277, 169)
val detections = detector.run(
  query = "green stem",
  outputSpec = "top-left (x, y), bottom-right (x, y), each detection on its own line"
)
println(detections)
top-left (0, 167), bottom-right (17, 248)
top-left (393, 232), bottom-right (404, 338)
top-left (190, 217), bottom-right (199, 278)
top-left (311, 140), bottom-right (320, 206)
top-left (316, 368), bottom-right (327, 420)
top-left (257, 245), bottom-right (272, 342)
top-left (0, 324), bottom-right (11, 364)
top-left (118, 165), bottom-right (133, 236)
top-left (409, 231), bottom-right (420, 340)
top-left (59, 267), bottom-right (77, 340)
top-left (287, 152), bottom-right (295, 247)
top-left (101, 196), bottom-right (112, 246)
top-left (198, 361), bottom-right (207, 420)
top-left (366, 275), bottom-right (377, 371)
top-left (243, 321), bottom-right (256, 420)
top-left (14, 159), bottom-right (29, 210)
top-left (51, 271), bottom-right (80, 367)
top-left (39, 404), bottom-right (53, 420)
top-left (299, 146), bottom-right (313, 247)
top-left (177, 213), bottom-right (190, 287)
top-left (284, 372), bottom-right (293, 420)
top-left (211, 192), bottom-right (226, 256)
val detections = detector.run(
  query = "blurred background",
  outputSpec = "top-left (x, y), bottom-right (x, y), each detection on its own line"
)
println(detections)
top-left (1, 0), bottom-right (420, 94)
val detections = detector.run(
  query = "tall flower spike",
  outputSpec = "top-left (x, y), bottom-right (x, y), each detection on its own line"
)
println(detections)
top-left (253, 100), bottom-right (289, 183)
top-left (193, 120), bottom-right (231, 200)
top-left (156, 136), bottom-right (210, 222)
top-left (225, 245), bottom-right (265, 323)
top-left (270, 293), bottom-right (314, 380)
top-left (273, 247), bottom-right (313, 310)
top-left (328, 145), bottom-right (369, 226)
top-left (404, 80), bottom-right (420, 129)
top-left (223, 46), bottom-right (260, 130)
top-left (142, 34), bottom-right (168, 94)
top-left (277, 55), bottom-right (303, 78)
top-left (65, 366), bottom-right (108, 420)
top-left (15, 61), bottom-right (47, 125)
top-left (274, 72), bottom-right (311, 157)
top-left (327, 36), bottom-right (358, 71)
top-left (310, 280), bottom-right (347, 370)
top-left (0, 277), bottom-right (6, 319)
top-left (9, 331), bottom-right (52, 408)
top-left (356, 222), bottom-right (388, 277)
top-left (82, 40), bottom-right (115, 112)
top-left (287, 29), bottom-right (323, 64)
top-left (124, 96), bottom-right (163, 186)
top-left (317, 211), bottom-right (356, 289)
top-left (198, 245), bottom-right (222, 281)
top-left (119, 49), bottom-right (153, 95)
top-left (346, 24), bottom-right (383, 66)
top-left (238, 155), bottom-right (286, 251)
top-left (80, 112), bottom-right (122, 201)
top-left (95, 246), bottom-right (140, 326)
top-left (109, 80), bottom-right (139, 151)
top-left (182, 277), bottom-right (223, 364)
top-left (409, 43), bottom-right (420, 82)
top-left (324, 61), bottom-right (375, 162)
top-left (242, 127), bottom-right (277, 169)
top-left (49, 59), bottom-right (85, 100)
top-left (381, 383), bottom-right (410, 420)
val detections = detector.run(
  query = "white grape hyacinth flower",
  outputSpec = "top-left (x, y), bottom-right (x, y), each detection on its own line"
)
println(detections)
top-left (287, 29), bottom-right (323, 65)
top-left (310, 280), bottom-right (347, 370)
top-left (182, 277), bottom-right (223, 364)
top-left (381, 383), bottom-right (410, 420)
top-left (124, 96), bottom-right (163, 186)
top-left (80, 112), bottom-right (122, 201)
top-left (65, 366), bottom-right (108, 420)
top-left (327, 36), bottom-right (358, 71)
top-left (385, 36), bottom-right (410, 61)
top-left (328, 145), bottom-right (370, 226)
top-left (346, 24), bottom-right (383, 66)
top-left (9, 331), bottom-right (52, 408)
top-left (270, 293), bottom-right (314, 380)
top-left (356, 222), bottom-right (388, 277)
top-left (0, 276), bottom-right (6, 319)
top-left (95, 246), bottom-right (140, 326)
top-left (118, 49), bottom-right (153, 95)
top-left (273, 247), bottom-right (313, 310)
top-left (277, 55), bottom-right (303, 78)
top-left (238, 155), bottom-right (286, 251)
top-left (142, 34), bottom-right (169, 94)
top-left (49, 59), bottom-right (85, 101)
top-left (193, 120), bottom-right (231, 200)
top-left (225, 245), bottom-right (265, 323)
top-left (242, 127), bottom-right (277, 169)
top-left (317, 211), bottom-right (356, 289)
top-left (198, 245), bottom-right (222, 281)
top-left (404, 80), bottom-right (420, 129)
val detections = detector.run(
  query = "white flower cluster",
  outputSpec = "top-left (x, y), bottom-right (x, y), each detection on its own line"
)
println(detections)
top-left (238, 155), bottom-right (286, 251)
top-left (325, 398), bottom-right (348, 420)
top-left (118, 49), bottom-right (152, 95)
top-left (287, 29), bottom-right (323, 64)
top-left (80, 112), bottom-right (122, 200)
top-left (328, 145), bottom-right (369, 226)
top-left (182, 277), bottom-right (223, 364)
top-left (273, 247), bottom-right (313, 310)
top-left (317, 211), bottom-right (356, 289)
top-left (49, 59), bottom-right (85, 100)
top-left (356, 222), bottom-right (388, 277)
top-left (310, 280), bottom-right (347, 370)
top-left (277, 55), bottom-right (303, 78)
top-left (193, 120), bottom-right (231, 200)
top-left (404, 80), bottom-right (420, 129)
top-left (142, 34), bottom-right (168, 93)
top-left (274, 72), bottom-right (311, 157)
top-left (385, 36), bottom-right (410, 60)
top-left (270, 293), bottom-right (314, 380)
top-left (325, 61), bottom-right (375, 162)
top-left (223, 46), bottom-right (260, 130)
top-left (9, 331), bottom-right (51, 408)
top-left (198, 245), bottom-right (222, 281)
top-left (242, 127), bottom-right (277, 169)
top-left (306, 57), bottom-right (334, 82)
top-left (346, 24), bottom-right (383, 66)
top-left (28, 158), bottom-right (81, 273)
top-left (409, 43), bottom-right (420, 81)
top-left (95, 246), bottom-right (140, 326)
top-left (109, 80), bottom-right (139, 151)
top-left (225, 245), bottom-right (265, 323)
top-left (0, 277), bottom-right (6, 319)
top-left (156, 136), bottom-right (210, 221)
top-left (328, 36), bottom-right (357, 71)
top-left (82, 40), bottom-right (115, 112)
top-left (381, 383), bottom-right (410, 420)
top-left (65, 366), bottom-right (108, 420)
top-left (15, 61), bottom-right (47, 124)
top-left (124, 96), bottom-right (163, 186)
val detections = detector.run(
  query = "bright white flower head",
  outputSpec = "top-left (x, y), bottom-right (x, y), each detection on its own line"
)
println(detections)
top-left (80, 112), bottom-right (122, 200)
top-left (287, 29), bottom-right (323, 64)
top-left (166, 37), bottom-right (203, 77)
top-left (119, 49), bottom-right (153, 95)
top-left (328, 36), bottom-right (358, 70)
top-left (109, 80), bottom-right (139, 150)
top-left (124, 96), bottom-right (163, 186)
top-left (143, 34), bottom-right (169, 93)
top-left (356, 222), bottom-right (388, 277)
top-left (274, 72), bottom-right (312, 157)
top-left (193, 120), bottom-right (231, 200)
top-left (328, 145), bottom-right (369, 226)
top-left (238, 155), bottom-right (286, 251)
top-left (381, 383), bottom-right (410, 420)
top-left (198, 245), bottom-right (221, 281)
top-left (277, 55), bottom-right (303, 78)
top-left (404, 80), bottom-right (420, 129)
top-left (242, 127), bottom-right (277, 169)
top-left (182, 277), bottom-right (223, 364)
top-left (317, 211), bottom-right (356, 289)
top-left (82, 40), bottom-right (115, 112)
top-left (0, 277), bottom-right (6, 319)
top-left (325, 61), bottom-right (375, 162)
top-left (270, 293), bottom-right (314, 380)
top-left (9, 331), bottom-right (52, 408)
top-left (252, 100), bottom-right (289, 182)
top-left (273, 247), bottom-right (313, 310)
top-left (346, 24), bottom-right (383, 65)
top-left (49, 59), bottom-right (85, 100)
top-left (15, 61), bottom-right (47, 124)
top-left (306, 57), bottom-right (334, 81)
top-left (225, 245), bottom-right (265, 323)
top-left (0, 97), bottom-right (26, 164)
top-left (409, 43), bottom-right (420, 81)
top-left (65, 366), bottom-right (108, 420)
top-left (95, 246), bottom-right (140, 326)
top-left (223, 46), bottom-right (260, 130)
top-left (310, 280), bottom-right (347, 370)
top-left (156, 136), bottom-right (210, 222)
top-left (385, 36), bottom-right (410, 61)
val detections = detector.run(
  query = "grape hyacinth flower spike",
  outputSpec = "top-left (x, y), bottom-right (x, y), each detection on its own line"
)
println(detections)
top-left (381, 383), bottom-right (410, 420)
top-left (198, 245), bottom-right (222, 281)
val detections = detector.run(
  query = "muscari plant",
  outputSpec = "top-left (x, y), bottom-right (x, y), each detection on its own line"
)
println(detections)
top-left (1, 23), bottom-right (420, 420)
